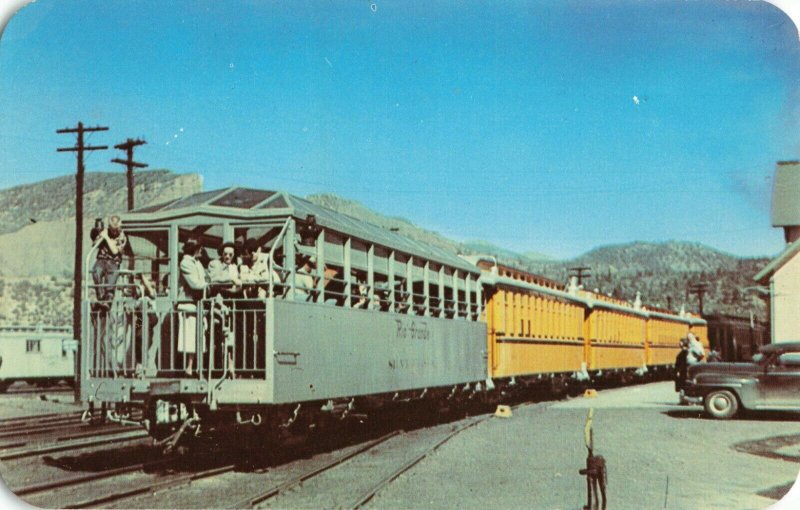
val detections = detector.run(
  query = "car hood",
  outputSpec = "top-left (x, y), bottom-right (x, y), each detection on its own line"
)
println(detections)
top-left (688, 362), bottom-right (759, 377)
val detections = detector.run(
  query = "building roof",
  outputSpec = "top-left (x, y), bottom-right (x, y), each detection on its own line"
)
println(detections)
top-left (127, 187), bottom-right (478, 273)
top-left (754, 236), bottom-right (800, 284)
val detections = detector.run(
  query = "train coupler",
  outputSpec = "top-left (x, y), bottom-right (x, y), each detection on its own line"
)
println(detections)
top-left (154, 413), bottom-right (201, 454)
top-left (106, 409), bottom-right (145, 428)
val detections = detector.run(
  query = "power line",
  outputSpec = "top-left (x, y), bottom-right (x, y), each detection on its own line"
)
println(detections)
top-left (56, 121), bottom-right (109, 403)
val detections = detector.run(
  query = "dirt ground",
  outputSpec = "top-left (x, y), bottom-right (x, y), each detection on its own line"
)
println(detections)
top-left (369, 382), bottom-right (800, 510)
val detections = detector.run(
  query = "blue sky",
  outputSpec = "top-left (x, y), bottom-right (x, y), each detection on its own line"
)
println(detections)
top-left (1, 0), bottom-right (798, 259)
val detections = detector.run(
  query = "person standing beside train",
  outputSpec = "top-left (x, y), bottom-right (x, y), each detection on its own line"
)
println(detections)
top-left (675, 338), bottom-right (690, 404)
top-left (686, 326), bottom-right (705, 365)
top-left (90, 214), bottom-right (130, 306)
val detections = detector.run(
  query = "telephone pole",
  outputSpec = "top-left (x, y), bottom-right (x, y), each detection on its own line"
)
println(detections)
top-left (687, 282), bottom-right (709, 315)
top-left (111, 138), bottom-right (147, 211)
top-left (568, 266), bottom-right (592, 286)
top-left (57, 122), bottom-right (109, 402)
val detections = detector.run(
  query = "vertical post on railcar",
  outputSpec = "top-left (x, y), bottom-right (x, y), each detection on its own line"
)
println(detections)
top-left (344, 238), bottom-right (352, 307)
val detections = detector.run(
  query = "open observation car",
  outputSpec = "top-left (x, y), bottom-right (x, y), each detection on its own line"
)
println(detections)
top-left (81, 187), bottom-right (487, 444)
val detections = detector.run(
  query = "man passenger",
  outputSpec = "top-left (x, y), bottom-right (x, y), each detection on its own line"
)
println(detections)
top-left (91, 214), bottom-right (129, 305)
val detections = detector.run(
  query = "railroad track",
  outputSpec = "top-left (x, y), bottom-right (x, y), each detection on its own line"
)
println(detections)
top-left (346, 415), bottom-right (492, 509)
top-left (0, 429), bottom-right (149, 461)
top-left (7, 405), bottom-right (512, 509)
top-left (5, 386), bottom-right (73, 395)
top-left (0, 423), bottom-right (142, 451)
top-left (230, 430), bottom-right (404, 509)
top-left (0, 411), bottom-right (83, 429)
top-left (225, 414), bottom-right (494, 509)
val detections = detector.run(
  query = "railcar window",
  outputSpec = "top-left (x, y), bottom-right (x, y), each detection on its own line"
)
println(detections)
top-left (212, 189), bottom-right (274, 209)
top-left (26, 339), bottom-right (41, 353)
top-left (178, 224), bottom-right (224, 267)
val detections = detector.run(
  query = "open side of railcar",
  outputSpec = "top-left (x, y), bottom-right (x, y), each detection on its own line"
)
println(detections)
top-left (466, 258), bottom-right (707, 388)
top-left (80, 187), bottom-right (487, 442)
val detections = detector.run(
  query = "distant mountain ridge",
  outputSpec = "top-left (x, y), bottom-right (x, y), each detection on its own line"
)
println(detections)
top-left (0, 171), bottom-right (201, 236)
top-left (0, 173), bottom-right (770, 324)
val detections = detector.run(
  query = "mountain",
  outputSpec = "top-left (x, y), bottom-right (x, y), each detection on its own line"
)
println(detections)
top-left (0, 174), bottom-right (771, 325)
top-left (527, 241), bottom-right (769, 317)
top-left (0, 171), bottom-right (201, 236)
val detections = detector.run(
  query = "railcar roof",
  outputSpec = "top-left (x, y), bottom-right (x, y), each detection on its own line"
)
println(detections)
top-left (760, 341), bottom-right (800, 353)
top-left (126, 187), bottom-right (478, 273)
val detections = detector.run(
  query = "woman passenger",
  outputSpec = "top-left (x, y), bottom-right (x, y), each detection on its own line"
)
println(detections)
top-left (178, 239), bottom-right (207, 376)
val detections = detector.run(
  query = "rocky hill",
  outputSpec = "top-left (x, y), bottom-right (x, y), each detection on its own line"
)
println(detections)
top-left (0, 171), bottom-right (201, 236)
top-left (0, 173), bottom-right (771, 325)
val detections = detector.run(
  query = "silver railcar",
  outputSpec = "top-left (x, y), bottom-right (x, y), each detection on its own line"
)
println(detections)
top-left (81, 188), bottom-right (487, 443)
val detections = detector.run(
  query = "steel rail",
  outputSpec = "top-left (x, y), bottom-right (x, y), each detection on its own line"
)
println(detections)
top-left (0, 420), bottom-right (103, 438)
top-left (0, 430), bottom-right (149, 461)
top-left (347, 415), bottom-right (493, 510)
top-left (0, 424), bottom-right (136, 451)
top-left (65, 463), bottom-right (237, 509)
top-left (13, 456), bottom-right (174, 497)
top-left (0, 411), bottom-right (83, 426)
top-left (5, 386), bottom-right (73, 395)
top-left (0, 416), bottom-right (85, 434)
top-left (230, 430), bottom-right (403, 509)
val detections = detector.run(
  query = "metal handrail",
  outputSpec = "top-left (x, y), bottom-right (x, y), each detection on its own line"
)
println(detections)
top-left (267, 218), bottom-right (292, 299)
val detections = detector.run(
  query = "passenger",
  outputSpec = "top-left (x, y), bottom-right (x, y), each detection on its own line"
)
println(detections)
top-left (297, 214), bottom-right (320, 247)
top-left (290, 255), bottom-right (316, 301)
top-left (90, 215), bottom-right (130, 306)
top-left (125, 273), bottom-right (158, 378)
top-left (707, 349), bottom-right (722, 363)
top-left (178, 239), bottom-right (207, 376)
top-left (240, 239), bottom-right (282, 297)
top-left (353, 281), bottom-right (370, 309)
top-left (207, 242), bottom-right (242, 297)
top-left (686, 327), bottom-right (705, 365)
top-left (675, 338), bottom-right (690, 404)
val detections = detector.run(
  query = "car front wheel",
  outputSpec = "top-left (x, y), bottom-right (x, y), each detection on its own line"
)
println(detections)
top-left (704, 389), bottom-right (739, 419)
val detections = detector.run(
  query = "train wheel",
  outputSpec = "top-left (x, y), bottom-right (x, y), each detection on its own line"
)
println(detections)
top-left (704, 390), bottom-right (739, 419)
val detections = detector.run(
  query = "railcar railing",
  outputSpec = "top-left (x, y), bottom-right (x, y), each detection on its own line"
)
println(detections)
top-left (85, 287), bottom-right (269, 381)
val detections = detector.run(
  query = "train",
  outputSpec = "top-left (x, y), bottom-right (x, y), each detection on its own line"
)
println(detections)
top-left (0, 325), bottom-right (76, 392)
top-left (80, 186), bottom-right (710, 447)
top-left (703, 313), bottom-right (769, 362)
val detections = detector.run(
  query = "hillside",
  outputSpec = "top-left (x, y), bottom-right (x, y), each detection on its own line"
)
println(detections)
top-left (528, 242), bottom-right (769, 317)
top-left (0, 174), bottom-right (772, 325)
top-left (0, 171), bottom-right (201, 236)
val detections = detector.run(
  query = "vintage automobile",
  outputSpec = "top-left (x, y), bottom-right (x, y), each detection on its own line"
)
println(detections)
top-left (685, 341), bottom-right (800, 419)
